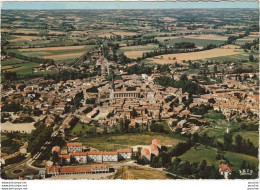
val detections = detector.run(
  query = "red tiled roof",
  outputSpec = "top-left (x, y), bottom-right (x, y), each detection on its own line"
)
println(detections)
top-left (67, 142), bottom-right (82, 147)
top-left (70, 152), bottom-right (87, 156)
top-left (141, 148), bottom-right (150, 156)
top-left (60, 167), bottom-right (92, 173)
top-left (59, 154), bottom-right (70, 159)
top-left (152, 139), bottom-right (161, 146)
top-left (219, 164), bottom-right (233, 173)
top-left (117, 149), bottom-right (132, 153)
top-left (150, 144), bottom-right (159, 151)
top-left (87, 151), bottom-right (117, 155)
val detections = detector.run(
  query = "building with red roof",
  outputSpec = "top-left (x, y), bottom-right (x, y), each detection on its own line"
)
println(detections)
top-left (152, 139), bottom-right (161, 149)
top-left (141, 148), bottom-right (151, 162)
top-left (150, 144), bottom-right (159, 156)
top-left (219, 164), bottom-right (233, 179)
top-left (67, 142), bottom-right (83, 153)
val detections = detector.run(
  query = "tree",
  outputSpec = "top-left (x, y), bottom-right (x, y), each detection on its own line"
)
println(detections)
top-left (235, 135), bottom-right (243, 152)
top-left (223, 133), bottom-right (233, 150)
top-left (249, 54), bottom-right (254, 62)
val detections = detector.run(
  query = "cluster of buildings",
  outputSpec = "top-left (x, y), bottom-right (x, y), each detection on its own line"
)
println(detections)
top-left (140, 139), bottom-right (161, 163)
top-left (53, 142), bottom-right (132, 165)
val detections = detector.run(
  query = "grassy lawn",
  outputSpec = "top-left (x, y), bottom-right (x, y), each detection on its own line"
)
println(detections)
top-left (179, 145), bottom-right (220, 167)
top-left (113, 166), bottom-right (171, 179)
top-left (70, 122), bottom-right (96, 136)
top-left (199, 128), bottom-right (226, 143)
top-left (224, 151), bottom-right (259, 171)
top-left (178, 145), bottom-right (259, 172)
top-left (233, 131), bottom-right (259, 147)
top-left (77, 132), bottom-right (183, 151)
top-left (162, 38), bottom-right (224, 47)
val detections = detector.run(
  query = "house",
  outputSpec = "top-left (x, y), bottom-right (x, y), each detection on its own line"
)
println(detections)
top-left (149, 144), bottom-right (159, 156)
top-left (67, 142), bottom-right (83, 153)
top-left (219, 164), bottom-right (233, 179)
top-left (141, 148), bottom-right (151, 162)
top-left (152, 139), bottom-right (161, 149)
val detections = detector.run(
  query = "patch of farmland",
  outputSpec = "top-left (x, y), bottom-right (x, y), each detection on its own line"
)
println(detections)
top-left (43, 52), bottom-right (86, 60)
top-left (9, 35), bottom-right (40, 42)
top-left (124, 51), bottom-right (151, 59)
top-left (14, 29), bottom-right (40, 34)
top-left (185, 34), bottom-right (228, 41)
top-left (149, 45), bottom-right (243, 64)
top-left (19, 45), bottom-right (86, 52)
top-left (113, 31), bottom-right (138, 36)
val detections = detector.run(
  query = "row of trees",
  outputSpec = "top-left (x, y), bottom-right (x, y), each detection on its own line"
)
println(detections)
top-left (28, 123), bottom-right (52, 155)
top-left (127, 38), bottom-right (159, 46)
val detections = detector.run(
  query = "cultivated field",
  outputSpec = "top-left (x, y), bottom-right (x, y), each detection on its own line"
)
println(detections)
top-left (9, 35), bottom-right (40, 42)
top-left (118, 44), bottom-right (158, 59)
top-left (149, 45), bottom-right (243, 64)
top-left (14, 29), bottom-right (40, 34)
top-left (18, 45), bottom-right (95, 61)
top-left (113, 31), bottom-right (138, 36)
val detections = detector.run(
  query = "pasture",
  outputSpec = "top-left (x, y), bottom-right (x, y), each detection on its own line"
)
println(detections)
top-left (76, 132), bottom-right (183, 151)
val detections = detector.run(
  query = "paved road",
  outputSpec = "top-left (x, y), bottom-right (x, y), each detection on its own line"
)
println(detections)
top-left (4, 155), bottom-right (41, 179)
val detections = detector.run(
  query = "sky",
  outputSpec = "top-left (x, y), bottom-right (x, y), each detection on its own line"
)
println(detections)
top-left (1, 1), bottom-right (259, 10)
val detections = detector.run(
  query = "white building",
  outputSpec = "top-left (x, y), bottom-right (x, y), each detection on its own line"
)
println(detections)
top-left (67, 142), bottom-right (83, 153)
top-left (117, 149), bottom-right (133, 160)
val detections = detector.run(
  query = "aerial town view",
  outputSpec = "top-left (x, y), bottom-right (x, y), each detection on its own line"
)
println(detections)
top-left (0, 2), bottom-right (259, 180)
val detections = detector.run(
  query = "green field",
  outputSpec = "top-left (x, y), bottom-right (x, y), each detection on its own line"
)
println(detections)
top-left (224, 151), bottom-right (259, 171)
top-left (1, 58), bottom-right (39, 75)
top-left (162, 38), bottom-right (224, 47)
top-left (179, 145), bottom-right (220, 166)
top-left (233, 131), bottom-right (259, 147)
top-left (117, 44), bottom-right (158, 55)
top-left (18, 45), bottom-right (95, 60)
top-left (71, 122), bottom-right (96, 136)
top-left (199, 128), bottom-right (226, 143)
top-left (1, 58), bottom-right (58, 79)
top-left (77, 132), bottom-right (183, 151)
top-left (179, 145), bottom-right (259, 172)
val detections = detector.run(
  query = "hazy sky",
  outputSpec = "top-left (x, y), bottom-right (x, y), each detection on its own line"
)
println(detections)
top-left (1, 1), bottom-right (259, 10)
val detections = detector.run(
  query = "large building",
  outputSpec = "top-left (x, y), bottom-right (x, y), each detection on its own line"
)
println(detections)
top-left (60, 145), bottom-right (132, 164)
top-left (110, 91), bottom-right (140, 99)
top-left (46, 164), bottom-right (110, 177)
top-left (67, 142), bottom-right (83, 153)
